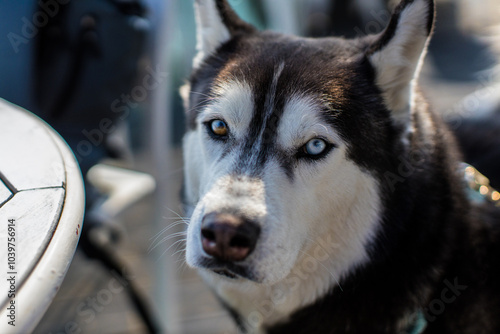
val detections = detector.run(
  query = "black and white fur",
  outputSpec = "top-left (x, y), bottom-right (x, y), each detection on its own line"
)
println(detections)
top-left (181, 0), bottom-right (500, 333)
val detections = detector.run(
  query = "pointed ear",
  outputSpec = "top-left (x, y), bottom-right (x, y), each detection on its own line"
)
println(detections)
top-left (366, 0), bottom-right (435, 121)
top-left (193, 0), bottom-right (255, 69)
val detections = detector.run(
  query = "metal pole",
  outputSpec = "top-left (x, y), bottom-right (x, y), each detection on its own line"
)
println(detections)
top-left (149, 0), bottom-right (182, 332)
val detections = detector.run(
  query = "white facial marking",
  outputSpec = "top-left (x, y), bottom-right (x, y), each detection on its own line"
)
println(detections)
top-left (198, 80), bottom-right (254, 140)
top-left (185, 174), bottom-right (268, 269)
top-left (184, 87), bottom-right (383, 332)
top-left (277, 95), bottom-right (341, 150)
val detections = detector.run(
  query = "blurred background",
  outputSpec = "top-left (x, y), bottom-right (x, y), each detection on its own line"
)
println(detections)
top-left (0, 0), bottom-right (498, 333)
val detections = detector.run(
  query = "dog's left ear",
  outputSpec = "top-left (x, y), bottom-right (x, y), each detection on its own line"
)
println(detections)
top-left (193, 0), bottom-right (255, 69)
top-left (367, 0), bottom-right (435, 122)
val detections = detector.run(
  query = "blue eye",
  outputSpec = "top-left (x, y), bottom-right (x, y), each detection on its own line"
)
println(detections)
top-left (304, 138), bottom-right (327, 156)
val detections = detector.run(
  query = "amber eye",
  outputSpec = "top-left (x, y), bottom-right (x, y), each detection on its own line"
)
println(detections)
top-left (210, 120), bottom-right (229, 137)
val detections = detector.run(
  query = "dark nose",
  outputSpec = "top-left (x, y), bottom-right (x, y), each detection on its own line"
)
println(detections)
top-left (201, 213), bottom-right (260, 262)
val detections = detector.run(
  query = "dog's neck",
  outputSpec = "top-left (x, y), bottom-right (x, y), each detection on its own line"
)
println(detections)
top-left (202, 240), bottom-right (345, 333)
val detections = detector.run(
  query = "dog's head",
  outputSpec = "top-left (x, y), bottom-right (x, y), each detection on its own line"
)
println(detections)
top-left (182, 0), bottom-right (435, 287)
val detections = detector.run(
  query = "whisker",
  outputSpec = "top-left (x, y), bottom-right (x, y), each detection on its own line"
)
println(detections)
top-left (176, 258), bottom-right (190, 275)
top-left (172, 247), bottom-right (186, 258)
top-left (149, 231), bottom-right (187, 253)
top-left (149, 220), bottom-right (188, 245)
top-left (156, 238), bottom-right (187, 262)
top-left (165, 207), bottom-right (189, 221)
top-left (171, 243), bottom-right (187, 258)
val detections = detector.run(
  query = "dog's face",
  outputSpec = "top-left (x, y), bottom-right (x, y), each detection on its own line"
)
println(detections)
top-left (182, 0), bottom-right (434, 290)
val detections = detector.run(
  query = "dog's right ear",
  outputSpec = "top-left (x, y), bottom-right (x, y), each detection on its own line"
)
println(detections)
top-left (193, 0), bottom-right (255, 69)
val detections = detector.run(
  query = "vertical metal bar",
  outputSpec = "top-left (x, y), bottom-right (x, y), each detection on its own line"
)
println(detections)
top-left (149, 0), bottom-right (182, 332)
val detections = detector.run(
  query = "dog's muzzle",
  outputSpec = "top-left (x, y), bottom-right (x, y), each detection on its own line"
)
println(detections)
top-left (201, 212), bottom-right (260, 263)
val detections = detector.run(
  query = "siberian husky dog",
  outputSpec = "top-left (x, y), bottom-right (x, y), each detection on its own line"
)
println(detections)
top-left (181, 0), bottom-right (500, 333)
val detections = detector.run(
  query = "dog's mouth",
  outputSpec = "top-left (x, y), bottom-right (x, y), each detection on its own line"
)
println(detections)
top-left (213, 269), bottom-right (238, 279)
top-left (199, 257), bottom-right (255, 281)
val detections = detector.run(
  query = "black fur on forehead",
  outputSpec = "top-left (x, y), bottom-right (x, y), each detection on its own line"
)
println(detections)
top-left (186, 31), bottom-right (404, 176)
top-left (187, 32), bottom-right (374, 128)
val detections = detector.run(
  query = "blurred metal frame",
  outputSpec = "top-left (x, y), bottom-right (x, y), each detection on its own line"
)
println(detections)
top-left (149, 0), bottom-right (182, 332)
